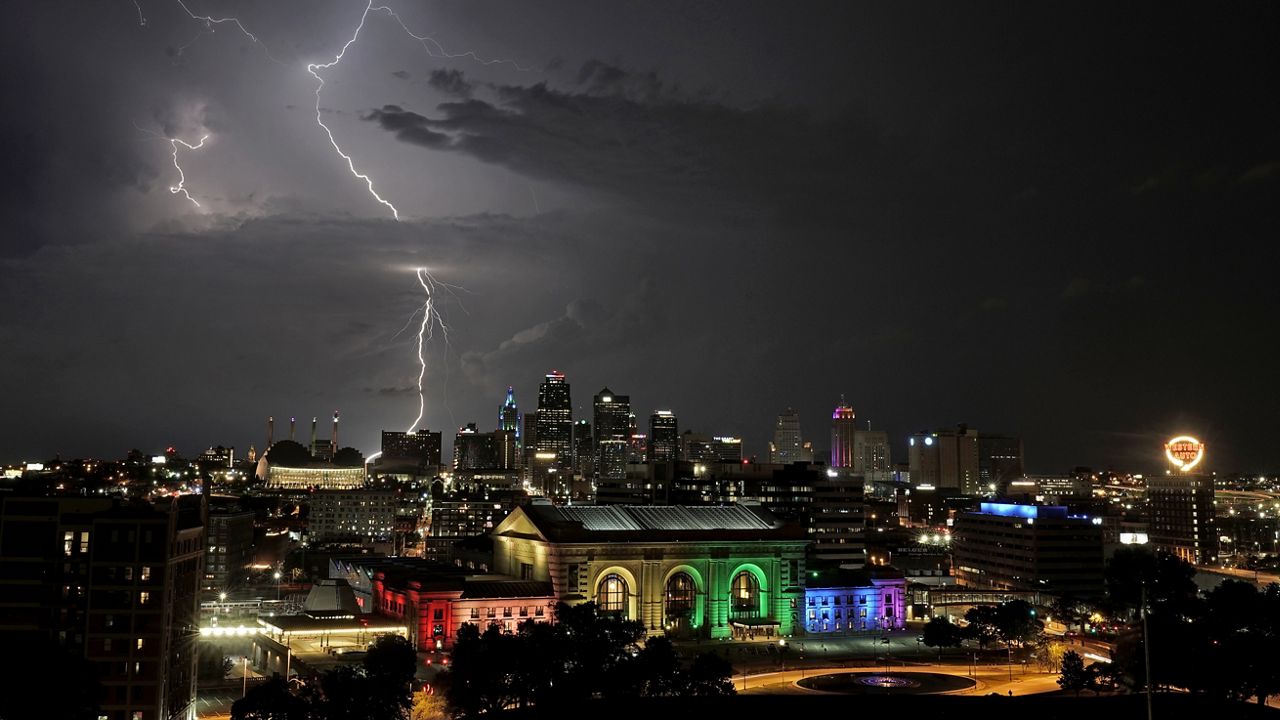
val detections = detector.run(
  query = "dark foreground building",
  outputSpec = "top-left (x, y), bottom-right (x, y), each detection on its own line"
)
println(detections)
top-left (0, 495), bottom-right (205, 720)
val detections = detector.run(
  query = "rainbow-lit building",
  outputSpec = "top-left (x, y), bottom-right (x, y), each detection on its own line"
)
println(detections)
top-left (493, 500), bottom-right (809, 639)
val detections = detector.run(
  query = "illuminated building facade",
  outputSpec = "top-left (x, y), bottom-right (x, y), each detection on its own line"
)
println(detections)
top-left (498, 386), bottom-right (521, 465)
top-left (369, 561), bottom-right (555, 651)
top-left (492, 501), bottom-right (808, 639)
top-left (573, 419), bottom-right (593, 478)
top-left (830, 402), bottom-right (857, 468)
top-left (380, 429), bottom-right (443, 468)
top-left (308, 489), bottom-right (398, 542)
top-left (535, 371), bottom-right (573, 471)
top-left (811, 468), bottom-right (866, 564)
top-left (952, 503), bottom-right (1105, 597)
top-left (264, 464), bottom-right (365, 491)
top-left (1147, 474), bottom-right (1216, 565)
top-left (803, 567), bottom-right (906, 634)
top-left (908, 426), bottom-right (979, 493)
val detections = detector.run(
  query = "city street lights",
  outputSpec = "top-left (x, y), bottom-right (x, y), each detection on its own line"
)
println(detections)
top-left (274, 571), bottom-right (282, 601)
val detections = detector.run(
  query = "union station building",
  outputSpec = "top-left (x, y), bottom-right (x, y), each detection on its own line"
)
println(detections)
top-left (348, 501), bottom-right (906, 651)
top-left (491, 500), bottom-right (811, 639)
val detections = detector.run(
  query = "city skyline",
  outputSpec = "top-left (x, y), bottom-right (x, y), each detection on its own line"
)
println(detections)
top-left (1, 2), bottom-right (1277, 473)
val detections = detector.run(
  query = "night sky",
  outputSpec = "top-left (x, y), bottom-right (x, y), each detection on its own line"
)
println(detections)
top-left (1, 1), bottom-right (1276, 473)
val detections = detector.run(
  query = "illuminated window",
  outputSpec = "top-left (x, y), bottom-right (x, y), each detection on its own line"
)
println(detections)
top-left (139, 591), bottom-right (150, 605)
top-left (664, 573), bottom-right (696, 624)
top-left (598, 574), bottom-right (628, 614)
top-left (64, 531), bottom-right (74, 557)
top-left (136, 638), bottom-right (144, 650)
top-left (80, 532), bottom-right (90, 554)
top-left (141, 567), bottom-right (150, 581)
top-left (470, 608), bottom-right (480, 619)
top-left (730, 572), bottom-right (760, 619)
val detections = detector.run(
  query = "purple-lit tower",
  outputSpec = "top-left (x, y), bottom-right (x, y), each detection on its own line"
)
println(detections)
top-left (830, 399), bottom-right (856, 468)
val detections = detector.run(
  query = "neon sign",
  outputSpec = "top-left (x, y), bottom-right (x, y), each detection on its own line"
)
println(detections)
top-left (1164, 435), bottom-right (1205, 472)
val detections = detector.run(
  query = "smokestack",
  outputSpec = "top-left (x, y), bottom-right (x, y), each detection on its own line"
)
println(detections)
top-left (331, 411), bottom-right (340, 455)
top-left (267, 416), bottom-right (274, 449)
top-left (310, 417), bottom-right (318, 454)
top-left (290, 416), bottom-right (296, 441)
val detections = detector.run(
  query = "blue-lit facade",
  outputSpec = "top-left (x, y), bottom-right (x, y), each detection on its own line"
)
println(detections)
top-left (800, 569), bottom-right (906, 635)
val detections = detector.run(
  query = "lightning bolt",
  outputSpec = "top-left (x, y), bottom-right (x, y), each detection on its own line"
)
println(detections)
top-left (306, 1), bottom-right (402, 219)
top-left (175, 0), bottom-right (284, 64)
top-left (168, 135), bottom-right (210, 206)
top-left (133, 0), bottom-right (147, 27)
top-left (308, 2), bottom-right (531, 220)
top-left (371, 4), bottom-right (531, 72)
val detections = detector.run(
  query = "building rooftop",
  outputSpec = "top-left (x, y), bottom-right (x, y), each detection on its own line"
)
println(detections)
top-left (503, 501), bottom-right (807, 543)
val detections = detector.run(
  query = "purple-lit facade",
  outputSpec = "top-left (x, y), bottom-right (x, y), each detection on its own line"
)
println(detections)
top-left (801, 568), bottom-right (906, 635)
top-left (830, 403), bottom-right (856, 468)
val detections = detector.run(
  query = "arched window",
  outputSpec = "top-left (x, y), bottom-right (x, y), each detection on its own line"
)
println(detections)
top-left (665, 573), bottom-right (696, 621)
top-left (598, 573), bottom-right (628, 614)
top-left (730, 571), bottom-right (760, 619)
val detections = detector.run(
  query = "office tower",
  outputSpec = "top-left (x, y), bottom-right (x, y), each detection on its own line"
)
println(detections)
top-left (852, 430), bottom-right (892, 482)
top-left (953, 503), bottom-right (1105, 597)
top-left (380, 429), bottom-right (443, 467)
top-left (830, 401), bottom-right (857, 468)
top-left (1148, 474), bottom-right (1217, 565)
top-left (647, 410), bottom-right (679, 463)
top-left (308, 489), bottom-right (398, 542)
top-left (680, 431), bottom-right (711, 462)
top-left (811, 468), bottom-right (867, 564)
top-left (908, 425), bottom-right (980, 493)
top-left (498, 386), bottom-right (521, 464)
top-left (535, 371), bottom-right (573, 470)
top-left (453, 423), bottom-right (500, 471)
top-left (0, 495), bottom-right (205, 720)
top-left (573, 420), bottom-right (593, 478)
top-left (204, 504), bottom-right (255, 590)
top-left (978, 434), bottom-right (1025, 491)
top-left (593, 389), bottom-right (632, 478)
top-left (708, 437), bottom-right (744, 463)
top-left (769, 408), bottom-right (813, 464)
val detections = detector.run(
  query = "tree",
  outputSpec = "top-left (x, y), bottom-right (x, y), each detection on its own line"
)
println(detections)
top-left (411, 690), bottom-right (448, 720)
top-left (230, 676), bottom-right (309, 720)
top-left (922, 616), bottom-right (963, 660)
top-left (684, 653), bottom-right (736, 696)
top-left (1057, 650), bottom-right (1089, 696)
top-left (994, 599), bottom-right (1044, 646)
top-left (198, 651), bottom-right (234, 681)
top-left (1104, 547), bottom-right (1197, 620)
top-left (362, 634), bottom-right (418, 720)
top-left (1035, 640), bottom-right (1067, 673)
top-left (963, 605), bottom-right (1000, 648)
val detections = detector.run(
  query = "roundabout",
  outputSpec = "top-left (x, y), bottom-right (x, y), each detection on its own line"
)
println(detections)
top-left (796, 671), bottom-right (978, 695)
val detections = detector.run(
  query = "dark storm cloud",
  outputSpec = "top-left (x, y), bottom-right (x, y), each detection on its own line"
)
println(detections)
top-left (364, 63), bottom-right (902, 223)
top-left (428, 68), bottom-right (473, 97)
top-left (391, 70), bottom-right (411, 80)
top-left (364, 105), bottom-right (453, 149)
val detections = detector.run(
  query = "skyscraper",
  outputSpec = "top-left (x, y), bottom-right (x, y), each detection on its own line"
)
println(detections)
top-left (769, 408), bottom-right (813, 464)
top-left (573, 419), bottom-right (594, 478)
top-left (852, 430), bottom-right (891, 482)
top-left (592, 388), bottom-right (631, 478)
top-left (535, 371), bottom-right (573, 470)
top-left (498, 385), bottom-right (521, 466)
top-left (830, 400), bottom-right (857, 468)
top-left (648, 410), bottom-right (679, 463)
top-left (909, 426), bottom-right (980, 493)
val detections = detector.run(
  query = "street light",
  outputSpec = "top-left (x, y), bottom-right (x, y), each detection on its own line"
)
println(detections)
top-left (274, 571), bottom-right (282, 601)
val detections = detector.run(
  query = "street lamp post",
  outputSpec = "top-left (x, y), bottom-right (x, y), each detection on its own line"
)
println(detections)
top-left (242, 656), bottom-right (249, 698)
top-left (1007, 643), bottom-right (1013, 683)
top-left (274, 571), bottom-right (282, 601)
